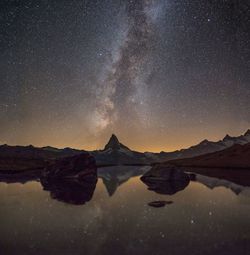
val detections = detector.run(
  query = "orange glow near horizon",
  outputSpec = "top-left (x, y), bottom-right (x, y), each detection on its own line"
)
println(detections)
top-left (4, 127), bottom-right (249, 153)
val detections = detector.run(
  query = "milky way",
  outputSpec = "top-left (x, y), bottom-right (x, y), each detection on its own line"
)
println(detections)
top-left (93, 0), bottom-right (166, 133)
top-left (0, 0), bottom-right (249, 151)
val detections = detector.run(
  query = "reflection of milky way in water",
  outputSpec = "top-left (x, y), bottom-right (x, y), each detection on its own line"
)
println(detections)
top-left (1, 167), bottom-right (250, 254)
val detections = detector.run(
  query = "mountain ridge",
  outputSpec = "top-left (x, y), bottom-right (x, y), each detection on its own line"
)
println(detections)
top-left (0, 129), bottom-right (250, 167)
top-left (166, 142), bottom-right (250, 168)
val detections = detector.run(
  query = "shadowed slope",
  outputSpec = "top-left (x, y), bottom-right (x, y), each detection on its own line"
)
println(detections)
top-left (166, 143), bottom-right (250, 168)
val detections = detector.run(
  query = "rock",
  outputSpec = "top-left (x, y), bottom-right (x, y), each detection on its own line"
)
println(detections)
top-left (141, 166), bottom-right (190, 195)
top-left (40, 176), bottom-right (97, 205)
top-left (42, 153), bottom-right (96, 179)
top-left (148, 200), bottom-right (173, 208)
top-left (141, 165), bottom-right (189, 182)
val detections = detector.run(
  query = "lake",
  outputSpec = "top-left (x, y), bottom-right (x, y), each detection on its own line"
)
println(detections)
top-left (0, 166), bottom-right (250, 255)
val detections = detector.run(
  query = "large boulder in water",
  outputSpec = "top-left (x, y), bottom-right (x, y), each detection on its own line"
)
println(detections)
top-left (141, 165), bottom-right (190, 195)
top-left (42, 153), bottom-right (96, 179)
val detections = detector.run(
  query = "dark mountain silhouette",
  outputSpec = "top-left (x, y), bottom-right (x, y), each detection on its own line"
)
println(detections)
top-left (244, 129), bottom-right (250, 136)
top-left (0, 129), bottom-right (250, 170)
top-left (0, 144), bottom-right (82, 160)
top-left (104, 134), bottom-right (130, 151)
top-left (167, 142), bottom-right (250, 168)
top-left (92, 134), bottom-right (150, 165)
top-left (156, 129), bottom-right (250, 162)
top-left (93, 130), bottom-right (250, 165)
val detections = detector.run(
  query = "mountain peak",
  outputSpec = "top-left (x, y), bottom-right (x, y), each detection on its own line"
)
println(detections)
top-left (104, 134), bottom-right (130, 151)
top-left (199, 139), bottom-right (209, 145)
top-left (223, 134), bottom-right (232, 141)
top-left (244, 129), bottom-right (250, 136)
top-left (110, 134), bottom-right (119, 142)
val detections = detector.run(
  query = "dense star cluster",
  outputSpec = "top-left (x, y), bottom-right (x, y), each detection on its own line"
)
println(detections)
top-left (0, 0), bottom-right (249, 151)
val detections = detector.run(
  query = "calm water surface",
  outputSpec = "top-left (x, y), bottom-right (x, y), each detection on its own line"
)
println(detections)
top-left (0, 166), bottom-right (250, 255)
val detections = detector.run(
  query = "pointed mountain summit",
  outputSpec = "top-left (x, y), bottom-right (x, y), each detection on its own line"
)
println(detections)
top-left (93, 134), bottom-right (149, 165)
top-left (223, 134), bottom-right (233, 141)
top-left (199, 139), bottom-right (210, 145)
top-left (244, 129), bottom-right (250, 136)
top-left (104, 134), bottom-right (130, 151)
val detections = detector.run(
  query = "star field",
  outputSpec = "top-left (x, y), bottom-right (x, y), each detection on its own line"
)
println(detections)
top-left (0, 0), bottom-right (249, 152)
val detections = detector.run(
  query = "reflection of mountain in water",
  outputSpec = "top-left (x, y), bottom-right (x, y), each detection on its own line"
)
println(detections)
top-left (40, 176), bottom-right (97, 205)
top-left (141, 165), bottom-right (250, 197)
top-left (98, 166), bottom-right (150, 196)
top-left (190, 173), bottom-right (250, 195)
top-left (0, 169), bottom-right (40, 184)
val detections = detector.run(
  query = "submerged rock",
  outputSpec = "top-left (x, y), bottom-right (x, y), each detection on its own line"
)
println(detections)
top-left (141, 166), bottom-right (190, 195)
top-left (42, 153), bottom-right (97, 179)
top-left (148, 200), bottom-right (173, 208)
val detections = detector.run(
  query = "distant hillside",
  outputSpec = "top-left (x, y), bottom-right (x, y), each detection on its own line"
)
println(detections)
top-left (156, 129), bottom-right (250, 162)
top-left (166, 142), bottom-right (250, 169)
top-left (0, 144), bottom-right (82, 171)
top-left (0, 144), bottom-right (82, 160)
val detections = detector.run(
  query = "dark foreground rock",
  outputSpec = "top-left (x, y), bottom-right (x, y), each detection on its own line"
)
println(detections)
top-left (148, 201), bottom-right (173, 208)
top-left (42, 153), bottom-right (97, 179)
top-left (41, 176), bottom-right (97, 205)
top-left (40, 153), bottom-right (97, 204)
top-left (141, 166), bottom-right (190, 195)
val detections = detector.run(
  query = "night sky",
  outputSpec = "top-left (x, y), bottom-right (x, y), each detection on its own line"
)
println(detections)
top-left (0, 0), bottom-right (249, 152)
